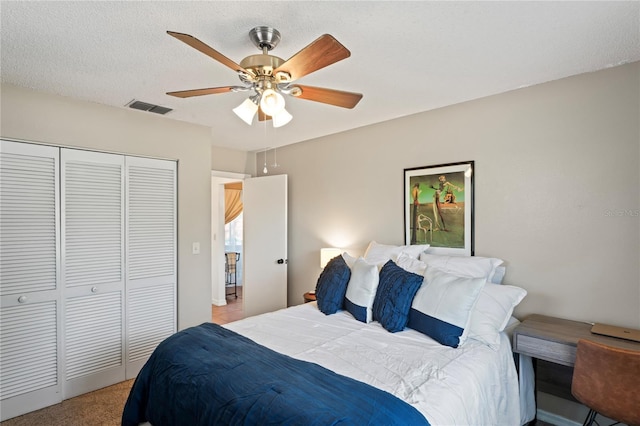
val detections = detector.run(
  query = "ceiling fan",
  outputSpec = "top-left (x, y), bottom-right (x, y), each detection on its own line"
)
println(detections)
top-left (166, 26), bottom-right (363, 127)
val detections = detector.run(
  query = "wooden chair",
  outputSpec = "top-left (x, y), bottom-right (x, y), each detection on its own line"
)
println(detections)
top-left (571, 339), bottom-right (640, 426)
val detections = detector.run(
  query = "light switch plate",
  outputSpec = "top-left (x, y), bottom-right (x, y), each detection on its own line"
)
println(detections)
top-left (192, 242), bottom-right (200, 255)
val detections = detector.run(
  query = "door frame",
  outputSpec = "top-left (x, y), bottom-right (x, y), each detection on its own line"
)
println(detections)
top-left (211, 171), bottom-right (249, 306)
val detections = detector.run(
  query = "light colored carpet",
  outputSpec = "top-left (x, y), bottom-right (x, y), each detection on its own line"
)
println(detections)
top-left (0, 379), bottom-right (134, 426)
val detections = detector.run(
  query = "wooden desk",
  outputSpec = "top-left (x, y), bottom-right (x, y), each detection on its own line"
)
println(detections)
top-left (513, 313), bottom-right (640, 416)
top-left (513, 314), bottom-right (640, 367)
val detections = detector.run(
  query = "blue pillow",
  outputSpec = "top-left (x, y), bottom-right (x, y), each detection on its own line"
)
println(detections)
top-left (315, 255), bottom-right (351, 315)
top-left (373, 260), bottom-right (424, 332)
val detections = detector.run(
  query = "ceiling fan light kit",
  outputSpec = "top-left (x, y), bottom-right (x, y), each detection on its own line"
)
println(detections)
top-left (272, 108), bottom-right (293, 128)
top-left (232, 97), bottom-right (259, 125)
top-left (166, 26), bottom-right (363, 128)
top-left (259, 88), bottom-right (285, 116)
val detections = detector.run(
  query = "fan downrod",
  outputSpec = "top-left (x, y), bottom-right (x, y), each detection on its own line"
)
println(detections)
top-left (249, 26), bottom-right (281, 51)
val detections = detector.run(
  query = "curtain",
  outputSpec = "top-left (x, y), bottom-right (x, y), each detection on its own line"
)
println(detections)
top-left (224, 182), bottom-right (243, 224)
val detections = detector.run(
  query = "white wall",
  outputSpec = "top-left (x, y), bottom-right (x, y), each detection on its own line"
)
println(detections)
top-left (260, 62), bottom-right (640, 326)
top-left (1, 84), bottom-right (213, 330)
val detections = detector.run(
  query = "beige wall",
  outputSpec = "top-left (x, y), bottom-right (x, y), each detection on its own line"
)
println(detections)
top-left (211, 145), bottom-right (256, 175)
top-left (1, 84), bottom-right (213, 330)
top-left (262, 62), bottom-right (640, 328)
top-left (261, 62), bottom-right (639, 422)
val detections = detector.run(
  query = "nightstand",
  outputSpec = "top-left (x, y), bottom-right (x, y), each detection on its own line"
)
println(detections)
top-left (303, 291), bottom-right (316, 303)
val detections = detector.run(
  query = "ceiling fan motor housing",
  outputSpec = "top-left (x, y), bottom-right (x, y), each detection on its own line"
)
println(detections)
top-left (239, 54), bottom-right (285, 77)
top-left (242, 26), bottom-right (292, 85)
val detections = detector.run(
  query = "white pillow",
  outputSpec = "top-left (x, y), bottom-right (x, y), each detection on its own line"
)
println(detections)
top-left (344, 257), bottom-right (379, 323)
top-left (492, 266), bottom-right (506, 284)
top-left (419, 253), bottom-right (503, 283)
top-left (394, 252), bottom-right (427, 275)
top-left (468, 283), bottom-right (527, 349)
top-left (341, 252), bottom-right (357, 268)
top-left (408, 268), bottom-right (485, 348)
top-left (364, 241), bottom-right (429, 267)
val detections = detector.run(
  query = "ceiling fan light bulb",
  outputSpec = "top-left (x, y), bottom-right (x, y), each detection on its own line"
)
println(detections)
top-left (260, 89), bottom-right (285, 116)
top-left (272, 108), bottom-right (293, 128)
top-left (232, 98), bottom-right (259, 125)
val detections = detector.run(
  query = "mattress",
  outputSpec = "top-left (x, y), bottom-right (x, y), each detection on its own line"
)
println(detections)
top-left (225, 301), bottom-right (522, 425)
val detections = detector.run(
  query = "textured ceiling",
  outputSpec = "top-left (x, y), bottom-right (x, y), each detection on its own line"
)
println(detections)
top-left (1, 1), bottom-right (639, 152)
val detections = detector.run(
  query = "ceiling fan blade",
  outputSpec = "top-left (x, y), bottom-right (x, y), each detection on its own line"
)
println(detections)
top-left (166, 86), bottom-right (235, 98)
top-left (167, 31), bottom-right (251, 76)
top-left (293, 85), bottom-right (363, 109)
top-left (273, 34), bottom-right (350, 82)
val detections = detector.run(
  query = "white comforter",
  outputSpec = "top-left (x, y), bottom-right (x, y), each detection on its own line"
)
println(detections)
top-left (225, 302), bottom-right (521, 426)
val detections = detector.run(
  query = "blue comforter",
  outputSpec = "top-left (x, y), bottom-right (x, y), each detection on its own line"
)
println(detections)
top-left (122, 322), bottom-right (429, 426)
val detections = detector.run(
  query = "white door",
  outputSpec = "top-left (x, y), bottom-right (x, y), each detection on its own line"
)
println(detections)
top-left (0, 140), bottom-right (62, 421)
top-left (125, 156), bottom-right (176, 378)
top-left (242, 174), bottom-right (288, 317)
top-left (61, 149), bottom-right (126, 398)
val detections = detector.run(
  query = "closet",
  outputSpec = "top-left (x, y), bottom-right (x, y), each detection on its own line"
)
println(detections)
top-left (0, 140), bottom-right (176, 420)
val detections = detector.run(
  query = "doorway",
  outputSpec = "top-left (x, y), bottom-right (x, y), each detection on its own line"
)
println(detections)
top-left (211, 172), bottom-right (289, 321)
top-left (211, 172), bottom-right (249, 310)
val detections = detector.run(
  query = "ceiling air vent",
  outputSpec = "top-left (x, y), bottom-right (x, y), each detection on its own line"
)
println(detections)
top-left (127, 100), bottom-right (173, 115)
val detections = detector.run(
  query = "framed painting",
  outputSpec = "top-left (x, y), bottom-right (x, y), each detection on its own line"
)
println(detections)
top-left (404, 161), bottom-right (474, 255)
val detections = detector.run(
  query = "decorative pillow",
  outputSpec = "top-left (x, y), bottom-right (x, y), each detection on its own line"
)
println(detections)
top-left (372, 260), bottom-right (424, 333)
top-left (419, 253), bottom-right (503, 283)
top-left (315, 255), bottom-right (351, 315)
top-left (468, 283), bottom-right (527, 349)
top-left (344, 257), bottom-right (379, 323)
top-left (492, 266), bottom-right (506, 284)
top-left (341, 251), bottom-right (357, 268)
top-left (408, 267), bottom-right (485, 348)
top-left (364, 241), bottom-right (429, 267)
top-left (394, 252), bottom-right (427, 275)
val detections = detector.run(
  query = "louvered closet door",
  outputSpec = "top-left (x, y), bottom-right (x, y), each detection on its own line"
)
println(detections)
top-left (0, 140), bottom-right (62, 421)
top-left (125, 156), bottom-right (176, 378)
top-left (61, 149), bottom-right (125, 398)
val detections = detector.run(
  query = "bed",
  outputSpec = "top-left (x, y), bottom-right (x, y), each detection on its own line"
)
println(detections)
top-left (123, 242), bottom-right (535, 425)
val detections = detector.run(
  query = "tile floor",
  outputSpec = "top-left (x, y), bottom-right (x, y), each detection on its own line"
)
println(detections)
top-left (211, 286), bottom-right (244, 324)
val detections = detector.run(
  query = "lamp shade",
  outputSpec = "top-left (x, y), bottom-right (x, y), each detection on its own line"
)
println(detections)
top-left (260, 89), bottom-right (285, 116)
top-left (272, 108), bottom-right (293, 128)
top-left (320, 248), bottom-right (342, 268)
top-left (233, 98), bottom-right (258, 125)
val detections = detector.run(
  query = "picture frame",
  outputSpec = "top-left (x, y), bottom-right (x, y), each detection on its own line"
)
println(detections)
top-left (404, 161), bottom-right (474, 255)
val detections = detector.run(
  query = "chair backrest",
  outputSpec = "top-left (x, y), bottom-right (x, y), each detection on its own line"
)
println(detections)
top-left (226, 252), bottom-right (237, 266)
top-left (571, 339), bottom-right (640, 426)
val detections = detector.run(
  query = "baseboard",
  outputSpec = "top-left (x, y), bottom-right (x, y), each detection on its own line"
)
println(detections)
top-left (537, 409), bottom-right (581, 426)
top-left (211, 297), bottom-right (227, 306)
